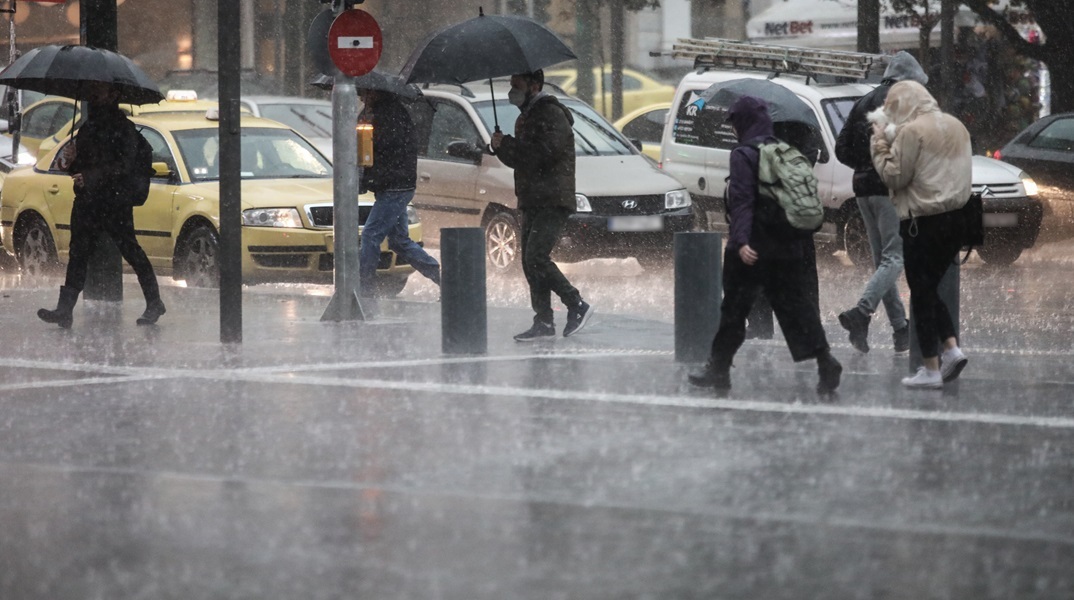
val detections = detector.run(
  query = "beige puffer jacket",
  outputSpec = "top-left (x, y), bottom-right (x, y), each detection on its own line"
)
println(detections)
top-left (870, 80), bottom-right (972, 220)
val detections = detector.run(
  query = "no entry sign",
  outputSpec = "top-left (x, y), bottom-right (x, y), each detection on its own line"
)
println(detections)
top-left (328, 9), bottom-right (383, 77)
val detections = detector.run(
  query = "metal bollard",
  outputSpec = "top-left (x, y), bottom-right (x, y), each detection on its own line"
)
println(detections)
top-left (441, 227), bottom-right (487, 355)
top-left (674, 232), bottom-right (723, 363)
top-left (909, 261), bottom-right (959, 372)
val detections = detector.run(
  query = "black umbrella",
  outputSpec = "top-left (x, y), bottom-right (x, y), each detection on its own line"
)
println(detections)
top-left (0, 44), bottom-right (163, 105)
top-left (310, 70), bottom-right (423, 101)
top-left (697, 78), bottom-right (823, 157)
top-left (399, 7), bottom-right (575, 131)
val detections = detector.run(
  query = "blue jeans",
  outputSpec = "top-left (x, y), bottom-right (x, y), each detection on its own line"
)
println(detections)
top-left (359, 189), bottom-right (440, 293)
top-left (856, 195), bottom-right (907, 330)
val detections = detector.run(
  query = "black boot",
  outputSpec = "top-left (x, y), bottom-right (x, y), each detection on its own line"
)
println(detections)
top-left (838, 307), bottom-right (871, 353)
top-left (137, 297), bottom-right (167, 325)
top-left (816, 350), bottom-right (843, 394)
top-left (688, 360), bottom-right (731, 390)
top-left (37, 285), bottom-right (80, 329)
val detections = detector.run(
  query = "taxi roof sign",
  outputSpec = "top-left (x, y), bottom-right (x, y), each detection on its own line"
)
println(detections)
top-left (166, 90), bottom-right (199, 102)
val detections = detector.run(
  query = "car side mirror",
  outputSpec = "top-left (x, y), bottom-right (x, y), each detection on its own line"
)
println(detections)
top-left (446, 140), bottom-right (483, 164)
top-left (151, 161), bottom-right (173, 179)
top-left (629, 138), bottom-right (643, 152)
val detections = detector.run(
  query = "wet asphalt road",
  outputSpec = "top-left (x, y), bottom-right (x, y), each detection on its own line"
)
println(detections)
top-left (0, 239), bottom-right (1072, 599)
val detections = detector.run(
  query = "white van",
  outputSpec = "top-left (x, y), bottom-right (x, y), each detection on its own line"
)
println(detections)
top-left (658, 43), bottom-right (1042, 265)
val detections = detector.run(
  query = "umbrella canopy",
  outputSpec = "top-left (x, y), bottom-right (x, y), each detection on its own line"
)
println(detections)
top-left (0, 44), bottom-right (163, 105)
top-left (698, 78), bottom-right (823, 159)
top-left (354, 70), bottom-right (423, 100)
top-left (400, 9), bottom-right (576, 85)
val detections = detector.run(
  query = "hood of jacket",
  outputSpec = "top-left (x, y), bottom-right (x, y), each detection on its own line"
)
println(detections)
top-left (882, 51), bottom-right (929, 85)
top-left (727, 95), bottom-right (773, 143)
top-left (524, 91), bottom-right (574, 126)
top-left (884, 80), bottom-right (939, 128)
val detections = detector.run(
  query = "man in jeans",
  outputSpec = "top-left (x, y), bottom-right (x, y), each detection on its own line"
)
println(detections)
top-left (358, 89), bottom-right (441, 298)
top-left (833, 51), bottom-right (928, 353)
top-left (492, 70), bottom-right (593, 341)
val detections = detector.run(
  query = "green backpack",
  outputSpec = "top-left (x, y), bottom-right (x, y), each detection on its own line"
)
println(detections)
top-left (749, 139), bottom-right (824, 239)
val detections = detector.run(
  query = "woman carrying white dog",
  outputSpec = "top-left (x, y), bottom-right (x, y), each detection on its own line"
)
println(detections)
top-left (869, 80), bottom-right (972, 389)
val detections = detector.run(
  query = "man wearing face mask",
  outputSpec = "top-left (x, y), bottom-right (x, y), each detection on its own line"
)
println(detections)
top-left (491, 70), bottom-right (593, 341)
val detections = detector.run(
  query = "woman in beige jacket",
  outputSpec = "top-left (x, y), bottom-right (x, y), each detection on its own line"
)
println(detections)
top-left (870, 80), bottom-right (972, 389)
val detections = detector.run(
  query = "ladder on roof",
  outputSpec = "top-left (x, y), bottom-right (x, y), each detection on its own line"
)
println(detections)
top-left (665, 37), bottom-right (887, 81)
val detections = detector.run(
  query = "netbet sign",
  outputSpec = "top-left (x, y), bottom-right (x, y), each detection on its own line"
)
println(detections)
top-left (764, 20), bottom-right (814, 36)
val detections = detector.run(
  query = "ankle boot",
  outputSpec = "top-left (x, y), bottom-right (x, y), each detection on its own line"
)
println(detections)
top-left (137, 297), bottom-right (167, 325)
top-left (37, 285), bottom-right (80, 329)
top-left (816, 350), bottom-right (843, 394)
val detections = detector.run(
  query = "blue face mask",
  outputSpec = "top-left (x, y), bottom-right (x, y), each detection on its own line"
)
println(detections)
top-left (508, 88), bottom-right (527, 107)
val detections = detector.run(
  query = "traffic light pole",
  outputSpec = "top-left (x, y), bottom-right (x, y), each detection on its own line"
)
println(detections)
top-left (79, 0), bottom-right (123, 302)
top-left (218, 0), bottom-right (243, 343)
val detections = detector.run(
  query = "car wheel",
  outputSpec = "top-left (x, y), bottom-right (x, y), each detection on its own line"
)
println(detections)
top-left (976, 242), bottom-right (1022, 266)
top-left (842, 210), bottom-right (871, 267)
top-left (374, 274), bottom-right (409, 298)
top-left (16, 215), bottom-right (59, 277)
top-left (485, 211), bottom-right (521, 273)
top-left (176, 225), bottom-right (220, 288)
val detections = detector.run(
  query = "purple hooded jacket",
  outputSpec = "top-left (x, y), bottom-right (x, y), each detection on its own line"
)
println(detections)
top-left (725, 96), bottom-right (810, 260)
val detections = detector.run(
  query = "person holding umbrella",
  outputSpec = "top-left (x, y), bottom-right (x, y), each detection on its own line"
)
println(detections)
top-left (688, 95), bottom-right (841, 394)
top-left (37, 80), bottom-right (165, 328)
top-left (491, 70), bottom-right (593, 341)
top-left (356, 82), bottom-right (441, 299)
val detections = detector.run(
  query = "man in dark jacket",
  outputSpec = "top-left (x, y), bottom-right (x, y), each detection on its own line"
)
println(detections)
top-left (689, 96), bottom-right (841, 394)
top-left (833, 51), bottom-right (928, 354)
top-left (491, 70), bottom-right (593, 341)
top-left (37, 81), bottom-right (165, 328)
top-left (357, 89), bottom-right (441, 297)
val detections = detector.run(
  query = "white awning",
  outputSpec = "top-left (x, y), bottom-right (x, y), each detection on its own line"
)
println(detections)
top-left (746, 0), bottom-right (1036, 52)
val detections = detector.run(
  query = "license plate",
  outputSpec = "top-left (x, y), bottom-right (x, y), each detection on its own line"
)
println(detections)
top-left (983, 213), bottom-right (1018, 227)
top-left (607, 215), bottom-right (663, 232)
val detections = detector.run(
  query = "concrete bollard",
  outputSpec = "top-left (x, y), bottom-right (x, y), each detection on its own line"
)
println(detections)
top-left (909, 261), bottom-right (959, 372)
top-left (441, 227), bottom-right (487, 355)
top-left (674, 232), bottom-right (723, 363)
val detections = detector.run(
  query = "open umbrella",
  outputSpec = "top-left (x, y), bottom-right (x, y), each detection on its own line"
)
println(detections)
top-left (310, 70), bottom-right (423, 101)
top-left (0, 44), bottom-right (163, 105)
top-left (696, 78), bottom-right (823, 158)
top-left (399, 7), bottom-right (575, 132)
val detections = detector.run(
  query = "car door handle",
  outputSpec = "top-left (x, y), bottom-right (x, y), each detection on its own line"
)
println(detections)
top-left (48, 184), bottom-right (61, 195)
top-left (419, 172), bottom-right (431, 182)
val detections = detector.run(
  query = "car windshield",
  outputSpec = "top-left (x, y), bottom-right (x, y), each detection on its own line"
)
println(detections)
top-left (473, 98), bottom-right (636, 157)
top-left (823, 97), bottom-right (859, 136)
top-left (257, 103), bottom-right (333, 140)
top-left (172, 126), bottom-right (332, 182)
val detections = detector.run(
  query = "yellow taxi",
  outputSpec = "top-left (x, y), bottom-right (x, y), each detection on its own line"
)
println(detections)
top-left (0, 109), bottom-right (419, 295)
top-left (613, 102), bottom-right (671, 163)
top-left (542, 67), bottom-right (674, 119)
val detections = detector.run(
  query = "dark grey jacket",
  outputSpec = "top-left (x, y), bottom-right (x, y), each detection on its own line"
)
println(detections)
top-left (496, 93), bottom-right (576, 212)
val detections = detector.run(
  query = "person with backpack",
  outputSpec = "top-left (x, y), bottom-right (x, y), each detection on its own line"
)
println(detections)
top-left (870, 80), bottom-right (972, 389)
top-left (37, 81), bottom-right (165, 329)
top-left (834, 51), bottom-right (928, 355)
top-left (689, 95), bottom-right (841, 394)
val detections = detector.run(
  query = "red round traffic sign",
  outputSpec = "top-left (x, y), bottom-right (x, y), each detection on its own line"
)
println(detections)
top-left (328, 9), bottom-right (383, 77)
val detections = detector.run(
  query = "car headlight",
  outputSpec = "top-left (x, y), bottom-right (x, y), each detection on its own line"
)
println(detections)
top-left (242, 208), bottom-right (302, 227)
top-left (665, 189), bottom-right (692, 209)
top-left (1019, 172), bottom-right (1039, 197)
top-left (576, 193), bottom-right (592, 212)
top-left (407, 204), bottom-right (420, 224)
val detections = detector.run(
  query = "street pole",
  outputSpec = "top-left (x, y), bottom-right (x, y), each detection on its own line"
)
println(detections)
top-left (80, 0), bottom-right (122, 302)
top-left (218, 0), bottom-right (243, 343)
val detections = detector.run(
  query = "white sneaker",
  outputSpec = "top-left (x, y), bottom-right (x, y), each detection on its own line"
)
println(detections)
top-left (940, 347), bottom-right (968, 382)
top-left (902, 367), bottom-right (942, 389)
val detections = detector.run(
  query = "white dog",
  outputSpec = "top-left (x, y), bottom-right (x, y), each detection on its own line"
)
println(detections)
top-left (867, 106), bottom-right (897, 142)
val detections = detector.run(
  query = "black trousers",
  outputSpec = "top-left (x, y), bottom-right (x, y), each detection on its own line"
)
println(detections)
top-left (710, 244), bottom-right (829, 370)
top-left (64, 196), bottom-right (160, 302)
top-left (520, 206), bottom-right (581, 324)
top-left (900, 211), bottom-right (964, 360)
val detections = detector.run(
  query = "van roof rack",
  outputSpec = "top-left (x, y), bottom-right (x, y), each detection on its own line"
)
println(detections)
top-left (664, 37), bottom-right (887, 81)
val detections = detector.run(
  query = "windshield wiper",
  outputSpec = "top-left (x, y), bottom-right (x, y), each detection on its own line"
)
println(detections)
top-left (290, 107), bottom-right (331, 137)
top-left (574, 129), bottom-right (600, 155)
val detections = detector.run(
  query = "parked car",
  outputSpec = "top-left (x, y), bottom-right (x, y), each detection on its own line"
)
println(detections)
top-left (0, 110), bottom-right (418, 294)
top-left (613, 102), bottom-right (669, 162)
top-left (661, 67), bottom-right (1042, 265)
top-left (995, 112), bottom-right (1074, 242)
top-left (238, 96), bottom-right (333, 158)
top-left (543, 66), bottom-right (675, 120)
top-left (406, 82), bottom-right (694, 272)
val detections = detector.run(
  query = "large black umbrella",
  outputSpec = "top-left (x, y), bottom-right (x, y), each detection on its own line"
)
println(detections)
top-left (310, 70), bottom-right (423, 101)
top-left (399, 8), bottom-right (575, 131)
top-left (697, 78), bottom-right (823, 158)
top-left (0, 44), bottom-right (163, 105)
